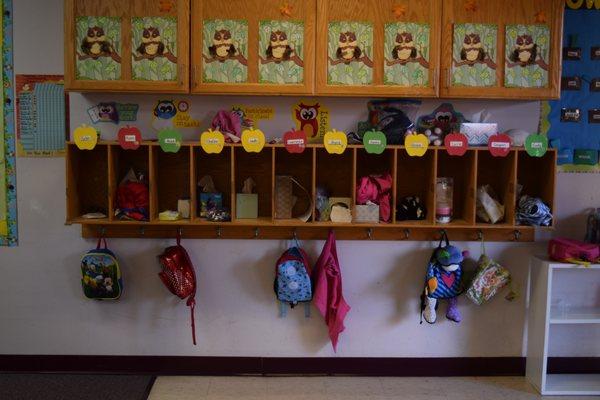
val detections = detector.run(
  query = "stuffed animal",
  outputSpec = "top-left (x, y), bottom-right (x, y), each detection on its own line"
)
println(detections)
top-left (421, 232), bottom-right (467, 324)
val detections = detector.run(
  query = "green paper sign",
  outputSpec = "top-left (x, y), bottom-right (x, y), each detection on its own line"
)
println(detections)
top-left (158, 129), bottom-right (182, 153)
top-left (363, 130), bottom-right (387, 154)
top-left (525, 134), bottom-right (548, 157)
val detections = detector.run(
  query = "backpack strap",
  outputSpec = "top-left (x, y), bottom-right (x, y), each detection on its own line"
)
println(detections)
top-left (279, 301), bottom-right (288, 318)
top-left (438, 230), bottom-right (450, 248)
top-left (96, 237), bottom-right (108, 250)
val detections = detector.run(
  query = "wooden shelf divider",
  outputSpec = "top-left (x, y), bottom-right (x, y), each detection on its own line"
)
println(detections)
top-left (66, 142), bottom-right (555, 242)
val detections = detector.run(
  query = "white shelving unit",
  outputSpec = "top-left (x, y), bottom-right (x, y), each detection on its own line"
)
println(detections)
top-left (526, 256), bottom-right (600, 396)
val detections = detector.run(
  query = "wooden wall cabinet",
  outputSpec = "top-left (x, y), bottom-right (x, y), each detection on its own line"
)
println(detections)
top-left (315, 0), bottom-right (441, 97)
top-left (66, 142), bottom-right (556, 241)
top-left (191, 0), bottom-right (316, 95)
top-left (440, 0), bottom-right (563, 99)
top-left (64, 0), bottom-right (190, 92)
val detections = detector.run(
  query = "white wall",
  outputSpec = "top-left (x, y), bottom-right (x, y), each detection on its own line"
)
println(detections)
top-left (1, 0), bottom-right (598, 358)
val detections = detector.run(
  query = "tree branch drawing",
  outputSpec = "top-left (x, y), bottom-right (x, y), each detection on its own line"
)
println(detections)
top-left (259, 53), bottom-right (304, 67)
top-left (385, 53), bottom-right (430, 69)
top-left (203, 52), bottom-right (248, 66)
top-left (328, 55), bottom-right (373, 68)
top-left (453, 56), bottom-right (497, 69)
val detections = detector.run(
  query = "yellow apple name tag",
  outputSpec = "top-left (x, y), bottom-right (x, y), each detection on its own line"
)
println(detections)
top-left (200, 129), bottom-right (225, 154)
top-left (74, 124), bottom-right (99, 150)
top-left (241, 128), bottom-right (266, 153)
top-left (405, 133), bottom-right (429, 157)
top-left (324, 129), bottom-right (347, 154)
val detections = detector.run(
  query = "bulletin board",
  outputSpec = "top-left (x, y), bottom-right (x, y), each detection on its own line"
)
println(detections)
top-left (0, 0), bottom-right (16, 246)
top-left (543, 5), bottom-right (600, 172)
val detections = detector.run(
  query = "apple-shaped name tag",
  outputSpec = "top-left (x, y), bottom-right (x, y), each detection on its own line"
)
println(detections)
top-left (74, 124), bottom-right (99, 150)
top-left (200, 129), bottom-right (225, 154)
top-left (118, 126), bottom-right (142, 150)
top-left (525, 134), bottom-right (548, 158)
top-left (159, 128), bottom-right (182, 153)
top-left (241, 127), bottom-right (265, 153)
top-left (405, 133), bottom-right (429, 157)
top-left (324, 129), bottom-right (347, 154)
top-left (283, 128), bottom-right (307, 154)
top-left (444, 132), bottom-right (468, 156)
top-left (488, 133), bottom-right (512, 157)
top-left (363, 130), bottom-right (387, 154)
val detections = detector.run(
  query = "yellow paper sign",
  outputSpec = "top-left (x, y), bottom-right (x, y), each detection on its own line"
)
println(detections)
top-left (405, 134), bottom-right (429, 157)
top-left (73, 124), bottom-right (99, 150)
top-left (324, 129), bottom-right (347, 154)
top-left (232, 105), bottom-right (274, 128)
top-left (200, 129), bottom-right (225, 154)
top-left (241, 128), bottom-right (266, 153)
top-left (172, 100), bottom-right (200, 128)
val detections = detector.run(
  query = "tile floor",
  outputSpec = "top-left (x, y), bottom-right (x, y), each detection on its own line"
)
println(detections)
top-left (148, 376), bottom-right (599, 400)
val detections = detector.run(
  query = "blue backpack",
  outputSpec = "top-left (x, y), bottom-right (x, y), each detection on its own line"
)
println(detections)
top-left (274, 244), bottom-right (312, 317)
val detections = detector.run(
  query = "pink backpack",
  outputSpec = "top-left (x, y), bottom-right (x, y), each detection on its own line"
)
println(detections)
top-left (548, 237), bottom-right (600, 265)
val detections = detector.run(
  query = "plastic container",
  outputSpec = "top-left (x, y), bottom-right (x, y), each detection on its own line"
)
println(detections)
top-left (436, 177), bottom-right (453, 224)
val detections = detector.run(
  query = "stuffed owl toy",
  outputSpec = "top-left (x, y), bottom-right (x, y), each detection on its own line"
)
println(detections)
top-left (421, 233), bottom-right (467, 324)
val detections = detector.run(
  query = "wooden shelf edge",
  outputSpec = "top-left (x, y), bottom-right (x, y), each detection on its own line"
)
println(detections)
top-left (80, 223), bottom-right (533, 241)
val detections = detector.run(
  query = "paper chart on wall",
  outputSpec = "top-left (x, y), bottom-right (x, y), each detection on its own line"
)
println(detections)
top-left (1, 0), bottom-right (16, 246)
top-left (16, 75), bottom-right (67, 157)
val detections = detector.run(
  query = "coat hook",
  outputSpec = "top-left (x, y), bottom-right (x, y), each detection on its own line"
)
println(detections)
top-left (139, 226), bottom-right (145, 236)
top-left (254, 227), bottom-right (260, 238)
top-left (513, 229), bottom-right (521, 241)
top-left (178, 227), bottom-right (183, 237)
top-left (367, 228), bottom-right (373, 239)
top-left (403, 228), bottom-right (410, 240)
top-left (216, 226), bottom-right (222, 238)
top-left (477, 229), bottom-right (483, 241)
top-left (439, 229), bottom-right (447, 240)
top-left (99, 226), bottom-right (106, 237)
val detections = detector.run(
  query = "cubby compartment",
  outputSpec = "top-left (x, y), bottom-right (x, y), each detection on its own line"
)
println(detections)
top-left (436, 150), bottom-right (477, 225)
top-left (517, 150), bottom-right (556, 227)
top-left (315, 148), bottom-right (353, 222)
top-left (151, 146), bottom-right (192, 221)
top-left (274, 147), bottom-right (314, 222)
top-left (109, 145), bottom-right (150, 221)
top-left (396, 150), bottom-right (435, 224)
top-left (476, 150), bottom-right (517, 225)
top-left (233, 147), bottom-right (273, 223)
top-left (66, 144), bottom-right (109, 222)
top-left (194, 146), bottom-right (232, 220)
top-left (354, 148), bottom-right (396, 223)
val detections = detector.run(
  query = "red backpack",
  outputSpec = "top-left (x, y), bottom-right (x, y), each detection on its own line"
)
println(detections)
top-left (158, 234), bottom-right (197, 345)
top-left (548, 237), bottom-right (600, 265)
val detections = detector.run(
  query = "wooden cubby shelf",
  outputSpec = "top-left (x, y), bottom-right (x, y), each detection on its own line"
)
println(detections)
top-left (66, 142), bottom-right (556, 241)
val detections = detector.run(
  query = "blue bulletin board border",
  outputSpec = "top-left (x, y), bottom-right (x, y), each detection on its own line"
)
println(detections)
top-left (1, 0), bottom-right (17, 246)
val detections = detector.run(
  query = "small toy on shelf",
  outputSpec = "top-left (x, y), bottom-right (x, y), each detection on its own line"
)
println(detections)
top-left (396, 196), bottom-right (427, 221)
top-left (357, 99), bottom-right (420, 145)
top-left (416, 103), bottom-right (467, 146)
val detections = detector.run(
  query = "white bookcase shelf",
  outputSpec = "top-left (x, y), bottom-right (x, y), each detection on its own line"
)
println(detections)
top-left (526, 256), bottom-right (600, 396)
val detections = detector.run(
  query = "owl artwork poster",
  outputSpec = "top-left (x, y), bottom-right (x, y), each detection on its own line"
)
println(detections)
top-left (292, 100), bottom-right (331, 143)
top-left (327, 21), bottom-right (373, 85)
top-left (259, 20), bottom-right (304, 84)
top-left (131, 16), bottom-right (178, 81)
top-left (76, 16), bottom-right (122, 81)
top-left (202, 19), bottom-right (248, 83)
top-left (384, 22), bottom-right (430, 86)
top-left (505, 24), bottom-right (550, 88)
top-left (451, 23), bottom-right (498, 87)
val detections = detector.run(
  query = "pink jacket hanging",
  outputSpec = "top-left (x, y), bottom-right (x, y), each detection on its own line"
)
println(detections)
top-left (356, 173), bottom-right (392, 222)
top-left (313, 230), bottom-right (350, 352)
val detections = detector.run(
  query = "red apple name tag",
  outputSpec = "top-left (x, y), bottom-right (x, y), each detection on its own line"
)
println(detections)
top-left (284, 129), bottom-right (307, 153)
top-left (488, 134), bottom-right (512, 157)
top-left (118, 126), bottom-right (142, 150)
top-left (444, 133), bottom-right (468, 156)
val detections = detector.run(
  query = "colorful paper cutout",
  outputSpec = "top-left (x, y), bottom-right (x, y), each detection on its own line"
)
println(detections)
top-left (324, 129), bottom-right (347, 154)
top-left (444, 133), bottom-right (468, 156)
top-left (258, 20), bottom-right (304, 84)
top-left (283, 128), bottom-right (307, 153)
top-left (241, 128), bottom-right (266, 153)
top-left (363, 130), bottom-right (386, 154)
top-left (384, 22), bottom-right (430, 86)
top-left (73, 124), bottom-right (99, 150)
top-left (203, 19), bottom-right (248, 83)
top-left (505, 24), bottom-right (550, 88)
top-left (327, 21), bottom-right (373, 85)
top-left (200, 129), bottom-right (225, 154)
top-left (75, 16), bottom-right (122, 80)
top-left (152, 99), bottom-right (177, 131)
top-left (292, 100), bottom-right (330, 143)
top-left (158, 128), bottom-right (182, 153)
top-left (131, 17), bottom-right (178, 81)
top-left (488, 133), bottom-right (512, 157)
top-left (452, 23), bottom-right (498, 87)
top-left (525, 134), bottom-right (548, 157)
top-left (405, 133), bottom-right (429, 157)
top-left (172, 100), bottom-right (200, 128)
top-left (232, 105), bottom-right (274, 129)
top-left (118, 126), bottom-right (142, 150)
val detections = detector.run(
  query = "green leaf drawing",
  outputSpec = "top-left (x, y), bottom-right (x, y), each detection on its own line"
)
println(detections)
top-left (327, 21), bottom-right (373, 85)
top-left (451, 23), bottom-right (497, 87)
top-left (258, 20), bottom-right (304, 84)
top-left (384, 22), bottom-right (430, 87)
top-left (76, 16), bottom-right (121, 80)
top-left (202, 19), bottom-right (248, 83)
top-left (131, 16), bottom-right (178, 81)
top-left (504, 24), bottom-right (549, 88)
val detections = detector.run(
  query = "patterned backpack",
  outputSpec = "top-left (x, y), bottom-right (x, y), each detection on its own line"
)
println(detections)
top-left (81, 238), bottom-right (123, 300)
top-left (274, 242), bottom-right (313, 317)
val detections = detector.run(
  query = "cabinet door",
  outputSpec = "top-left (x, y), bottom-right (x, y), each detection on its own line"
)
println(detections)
top-left (440, 0), bottom-right (562, 99)
top-left (191, 0), bottom-right (316, 95)
top-left (65, 0), bottom-right (189, 93)
top-left (315, 0), bottom-right (441, 97)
